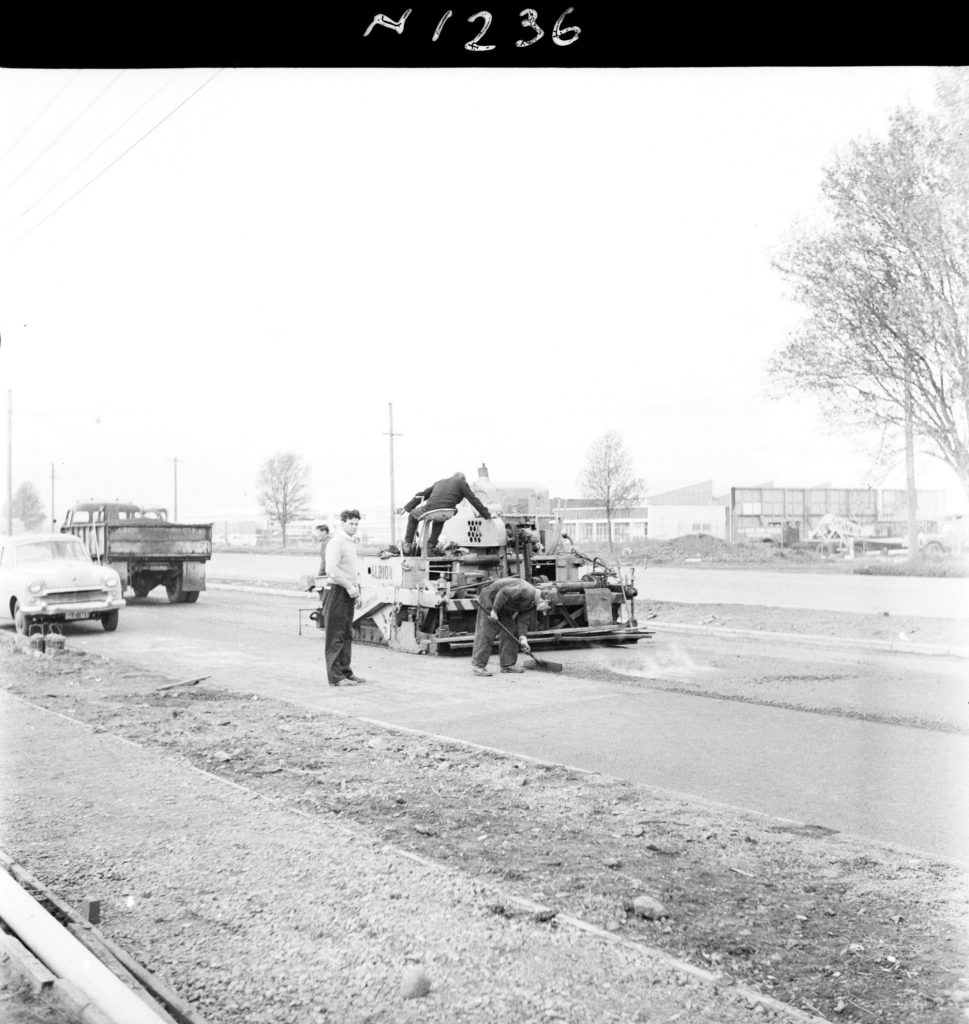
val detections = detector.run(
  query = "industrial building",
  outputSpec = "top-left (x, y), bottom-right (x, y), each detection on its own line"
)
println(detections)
top-left (550, 481), bottom-right (945, 546)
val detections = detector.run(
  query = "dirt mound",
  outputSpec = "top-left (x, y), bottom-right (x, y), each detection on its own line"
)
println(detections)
top-left (644, 534), bottom-right (772, 564)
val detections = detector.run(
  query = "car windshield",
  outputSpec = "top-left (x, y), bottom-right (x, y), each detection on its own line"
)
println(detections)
top-left (14, 539), bottom-right (89, 564)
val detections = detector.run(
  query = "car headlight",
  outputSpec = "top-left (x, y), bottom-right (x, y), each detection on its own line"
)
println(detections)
top-left (103, 570), bottom-right (120, 588)
top-left (28, 579), bottom-right (45, 595)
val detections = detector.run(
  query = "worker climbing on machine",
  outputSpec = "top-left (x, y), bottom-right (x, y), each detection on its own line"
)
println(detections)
top-left (470, 576), bottom-right (554, 677)
top-left (401, 471), bottom-right (492, 556)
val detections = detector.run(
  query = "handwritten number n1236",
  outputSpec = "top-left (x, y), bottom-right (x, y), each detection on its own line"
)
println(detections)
top-left (364, 8), bottom-right (581, 49)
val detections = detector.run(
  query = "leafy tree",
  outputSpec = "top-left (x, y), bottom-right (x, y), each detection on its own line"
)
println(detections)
top-left (769, 70), bottom-right (969, 532)
top-left (578, 431), bottom-right (644, 553)
top-left (257, 452), bottom-right (311, 548)
top-left (4, 481), bottom-right (46, 531)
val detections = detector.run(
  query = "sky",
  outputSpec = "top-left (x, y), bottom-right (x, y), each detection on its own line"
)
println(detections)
top-left (0, 65), bottom-right (963, 529)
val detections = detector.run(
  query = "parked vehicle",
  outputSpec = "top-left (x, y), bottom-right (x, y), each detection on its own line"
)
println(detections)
top-left (806, 512), bottom-right (966, 559)
top-left (60, 501), bottom-right (213, 603)
top-left (0, 532), bottom-right (126, 634)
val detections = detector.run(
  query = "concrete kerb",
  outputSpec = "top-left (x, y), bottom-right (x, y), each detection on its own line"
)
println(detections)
top-left (206, 580), bottom-right (968, 659)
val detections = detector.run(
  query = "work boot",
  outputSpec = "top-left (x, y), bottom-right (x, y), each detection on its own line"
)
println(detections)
top-left (471, 666), bottom-right (492, 677)
top-left (500, 665), bottom-right (526, 674)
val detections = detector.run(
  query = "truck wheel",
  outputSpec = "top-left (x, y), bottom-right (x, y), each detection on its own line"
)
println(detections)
top-left (922, 541), bottom-right (945, 560)
top-left (101, 610), bottom-right (119, 632)
top-left (166, 578), bottom-right (185, 604)
top-left (133, 586), bottom-right (151, 599)
top-left (183, 590), bottom-right (200, 603)
top-left (13, 601), bottom-right (33, 636)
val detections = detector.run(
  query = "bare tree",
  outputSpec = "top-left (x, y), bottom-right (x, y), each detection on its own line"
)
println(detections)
top-left (257, 452), bottom-right (311, 548)
top-left (769, 71), bottom-right (969, 531)
top-left (578, 431), bottom-right (644, 553)
top-left (3, 481), bottom-right (46, 531)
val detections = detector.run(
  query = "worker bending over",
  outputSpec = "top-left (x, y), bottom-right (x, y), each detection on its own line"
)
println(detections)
top-left (471, 577), bottom-right (553, 677)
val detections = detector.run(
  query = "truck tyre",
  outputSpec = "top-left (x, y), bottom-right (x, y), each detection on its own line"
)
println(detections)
top-left (133, 586), bottom-right (151, 599)
top-left (922, 541), bottom-right (945, 560)
top-left (166, 577), bottom-right (185, 604)
top-left (183, 590), bottom-right (200, 603)
top-left (13, 600), bottom-right (33, 636)
top-left (101, 610), bottom-right (119, 632)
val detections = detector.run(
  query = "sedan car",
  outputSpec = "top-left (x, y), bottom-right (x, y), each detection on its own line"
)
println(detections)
top-left (0, 533), bottom-right (126, 634)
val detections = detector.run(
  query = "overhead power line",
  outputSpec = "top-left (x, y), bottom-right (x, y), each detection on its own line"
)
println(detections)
top-left (4, 70), bottom-right (126, 194)
top-left (8, 69), bottom-right (186, 229)
top-left (1, 70), bottom-right (82, 162)
top-left (12, 68), bottom-right (225, 248)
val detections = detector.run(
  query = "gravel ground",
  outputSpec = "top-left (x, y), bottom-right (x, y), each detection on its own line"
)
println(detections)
top-left (2, 617), bottom-right (968, 1024)
top-left (1, 681), bottom-right (795, 1024)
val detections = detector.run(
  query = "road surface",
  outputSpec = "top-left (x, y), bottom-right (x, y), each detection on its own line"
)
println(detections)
top-left (19, 584), bottom-right (967, 863)
top-left (207, 551), bottom-right (969, 619)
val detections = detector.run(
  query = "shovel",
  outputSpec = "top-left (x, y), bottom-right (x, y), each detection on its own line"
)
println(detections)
top-left (492, 617), bottom-right (563, 674)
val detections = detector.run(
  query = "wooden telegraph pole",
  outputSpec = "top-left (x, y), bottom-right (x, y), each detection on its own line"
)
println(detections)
top-left (384, 403), bottom-right (402, 545)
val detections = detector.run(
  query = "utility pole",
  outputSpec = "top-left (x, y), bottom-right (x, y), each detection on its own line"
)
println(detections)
top-left (51, 463), bottom-right (55, 531)
top-left (904, 353), bottom-right (919, 560)
top-left (6, 390), bottom-right (12, 535)
top-left (383, 403), bottom-right (402, 545)
top-left (172, 457), bottom-right (179, 521)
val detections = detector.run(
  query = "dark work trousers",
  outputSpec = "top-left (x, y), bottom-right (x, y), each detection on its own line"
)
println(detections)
top-left (403, 512), bottom-right (451, 550)
top-left (314, 588), bottom-right (329, 629)
top-left (399, 507), bottom-right (452, 548)
top-left (470, 607), bottom-right (527, 670)
top-left (403, 513), bottom-right (419, 546)
top-left (323, 586), bottom-right (355, 684)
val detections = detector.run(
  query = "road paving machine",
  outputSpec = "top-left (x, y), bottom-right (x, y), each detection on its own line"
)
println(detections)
top-left (313, 475), bottom-right (652, 655)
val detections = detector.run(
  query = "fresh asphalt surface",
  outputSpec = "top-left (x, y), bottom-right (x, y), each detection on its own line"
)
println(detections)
top-left (8, 556), bottom-right (968, 862)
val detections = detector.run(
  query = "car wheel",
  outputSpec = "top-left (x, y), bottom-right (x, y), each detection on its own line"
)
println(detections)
top-left (182, 590), bottom-right (200, 603)
top-left (101, 610), bottom-right (119, 632)
top-left (13, 600), bottom-right (33, 636)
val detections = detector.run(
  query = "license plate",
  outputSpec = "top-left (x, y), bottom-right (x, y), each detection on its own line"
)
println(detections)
top-left (64, 610), bottom-right (89, 620)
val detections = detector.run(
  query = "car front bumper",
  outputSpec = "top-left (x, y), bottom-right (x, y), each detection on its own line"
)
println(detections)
top-left (21, 595), bottom-right (126, 620)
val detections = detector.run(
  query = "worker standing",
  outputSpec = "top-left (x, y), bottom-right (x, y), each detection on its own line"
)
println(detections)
top-left (471, 577), bottom-right (552, 677)
top-left (323, 510), bottom-right (366, 686)
top-left (313, 524), bottom-right (331, 629)
top-left (315, 524), bottom-right (331, 574)
top-left (401, 472), bottom-right (492, 556)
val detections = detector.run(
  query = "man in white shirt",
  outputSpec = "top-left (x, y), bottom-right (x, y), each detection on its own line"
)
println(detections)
top-left (323, 509), bottom-right (366, 686)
